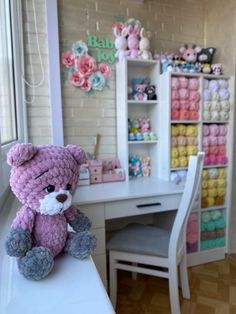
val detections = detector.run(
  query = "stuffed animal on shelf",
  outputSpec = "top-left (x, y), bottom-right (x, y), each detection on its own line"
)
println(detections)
top-left (127, 24), bottom-right (141, 59)
top-left (145, 85), bottom-right (157, 100)
top-left (179, 44), bottom-right (202, 64)
top-left (139, 27), bottom-right (152, 60)
top-left (197, 47), bottom-right (216, 64)
top-left (5, 143), bottom-right (96, 280)
top-left (133, 84), bottom-right (148, 101)
top-left (211, 63), bottom-right (223, 75)
top-left (113, 26), bottom-right (129, 60)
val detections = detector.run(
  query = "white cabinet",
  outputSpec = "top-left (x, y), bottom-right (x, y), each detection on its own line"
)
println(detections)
top-left (116, 58), bottom-right (160, 180)
top-left (159, 71), bottom-right (234, 266)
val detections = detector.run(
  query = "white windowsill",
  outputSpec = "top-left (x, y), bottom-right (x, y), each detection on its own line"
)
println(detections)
top-left (0, 196), bottom-right (115, 314)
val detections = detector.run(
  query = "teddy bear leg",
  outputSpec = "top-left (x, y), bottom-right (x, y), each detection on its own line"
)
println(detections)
top-left (18, 246), bottom-right (54, 280)
top-left (65, 231), bottom-right (96, 259)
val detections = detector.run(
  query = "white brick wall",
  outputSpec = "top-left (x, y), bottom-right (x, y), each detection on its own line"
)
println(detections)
top-left (23, 0), bottom-right (51, 144)
top-left (58, 0), bottom-right (205, 158)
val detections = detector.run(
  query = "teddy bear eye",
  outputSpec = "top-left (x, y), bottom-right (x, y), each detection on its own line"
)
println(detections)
top-left (44, 185), bottom-right (55, 193)
top-left (66, 184), bottom-right (72, 190)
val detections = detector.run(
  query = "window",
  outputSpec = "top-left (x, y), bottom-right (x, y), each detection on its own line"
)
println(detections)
top-left (0, 0), bottom-right (26, 201)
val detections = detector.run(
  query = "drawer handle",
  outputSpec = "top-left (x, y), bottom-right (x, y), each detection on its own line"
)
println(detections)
top-left (136, 202), bottom-right (161, 208)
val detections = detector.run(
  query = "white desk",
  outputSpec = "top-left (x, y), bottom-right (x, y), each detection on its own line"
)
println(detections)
top-left (73, 177), bottom-right (184, 286)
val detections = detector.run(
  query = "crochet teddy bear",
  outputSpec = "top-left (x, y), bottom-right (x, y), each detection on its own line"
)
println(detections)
top-left (5, 143), bottom-right (96, 281)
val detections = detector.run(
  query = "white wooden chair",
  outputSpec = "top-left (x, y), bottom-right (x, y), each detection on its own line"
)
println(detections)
top-left (107, 152), bottom-right (204, 314)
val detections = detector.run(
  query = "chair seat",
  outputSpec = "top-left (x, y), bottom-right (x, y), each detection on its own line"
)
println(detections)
top-left (107, 223), bottom-right (170, 257)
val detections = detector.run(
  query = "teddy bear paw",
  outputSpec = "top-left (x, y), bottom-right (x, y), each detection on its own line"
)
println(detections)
top-left (5, 228), bottom-right (32, 257)
top-left (18, 247), bottom-right (54, 280)
top-left (65, 231), bottom-right (97, 259)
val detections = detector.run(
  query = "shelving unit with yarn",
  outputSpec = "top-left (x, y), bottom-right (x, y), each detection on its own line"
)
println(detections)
top-left (116, 58), bottom-right (160, 180)
top-left (159, 71), bottom-right (234, 266)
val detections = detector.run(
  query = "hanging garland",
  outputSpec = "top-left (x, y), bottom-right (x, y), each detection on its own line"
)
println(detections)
top-left (61, 40), bottom-right (112, 94)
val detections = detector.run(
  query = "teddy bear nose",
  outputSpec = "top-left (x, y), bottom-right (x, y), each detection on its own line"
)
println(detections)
top-left (56, 194), bottom-right (68, 203)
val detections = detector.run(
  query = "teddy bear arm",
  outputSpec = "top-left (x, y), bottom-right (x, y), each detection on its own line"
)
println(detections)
top-left (5, 228), bottom-right (32, 257)
top-left (5, 205), bottom-right (35, 257)
top-left (64, 205), bottom-right (92, 232)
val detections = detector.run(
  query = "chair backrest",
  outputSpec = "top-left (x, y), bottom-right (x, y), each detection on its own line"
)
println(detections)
top-left (168, 152), bottom-right (205, 257)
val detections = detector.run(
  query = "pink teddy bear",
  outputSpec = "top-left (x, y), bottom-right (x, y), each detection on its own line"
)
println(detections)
top-left (5, 144), bottom-right (96, 280)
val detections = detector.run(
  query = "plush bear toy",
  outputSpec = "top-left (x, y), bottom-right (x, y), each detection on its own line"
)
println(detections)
top-left (5, 143), bottom-right (96, 281)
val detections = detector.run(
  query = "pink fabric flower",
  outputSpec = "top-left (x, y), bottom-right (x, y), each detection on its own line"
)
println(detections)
top-left (61, 51), bottom-right (74, 68)
top-left (69, 72), bottom-right (85, 87)
top-left (80, 79), bottom-right (92, 92)
top-left (75, 55), bottom-right (97, 78)
top-left (98, 63), bottom-right (112, 79)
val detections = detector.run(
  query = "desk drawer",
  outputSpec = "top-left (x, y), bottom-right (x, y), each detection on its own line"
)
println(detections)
top-left (105, 194), bottom-right (181, 220)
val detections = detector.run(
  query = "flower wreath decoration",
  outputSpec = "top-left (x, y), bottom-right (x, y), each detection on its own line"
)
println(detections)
top-left (61, 40), bottom-right (112, 94)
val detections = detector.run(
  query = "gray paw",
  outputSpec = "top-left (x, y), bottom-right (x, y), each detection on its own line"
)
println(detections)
top-left (18, 247), bottom-right (54, 280)
top-left (5, 228), bottom-right (32, 257)
top-left (65, 231), bottom-right (96, 259)
top-left (69, 211), bottom-right (92, 232)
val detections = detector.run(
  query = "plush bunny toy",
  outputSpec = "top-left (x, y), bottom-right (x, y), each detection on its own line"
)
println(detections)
top-left (127, 24), bottom-right (140, 58)
top-left (139, 27), bottom-right (152, 60)
top-left (5, 143), bottom-right (96, 280)
top-left (113, 26), bottom-right (129, 60)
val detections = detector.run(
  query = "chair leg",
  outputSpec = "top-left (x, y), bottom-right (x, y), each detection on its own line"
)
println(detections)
top-left (169, 264), bottom-right (181, 314)
top-left (179, 254), bottom-right (190, 299)
top-left (109, 252), bottom-right (118, 309)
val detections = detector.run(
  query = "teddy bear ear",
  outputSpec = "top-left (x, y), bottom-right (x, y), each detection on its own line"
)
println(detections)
top-left (65, 145), bottom-right (86, 166)
top-left (7, 143), bottom-right (38, 167)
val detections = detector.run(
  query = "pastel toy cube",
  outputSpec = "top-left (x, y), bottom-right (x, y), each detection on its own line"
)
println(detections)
top-left (88, 160), bottom-right (103, 176)
top-left (90, 174), bottom-right (102, 184)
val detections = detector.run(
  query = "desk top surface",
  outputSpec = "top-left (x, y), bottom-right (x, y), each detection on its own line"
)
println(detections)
top-left (74, 177), bottom-right (183, 205)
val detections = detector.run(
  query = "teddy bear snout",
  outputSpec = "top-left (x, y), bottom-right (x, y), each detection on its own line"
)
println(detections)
top-left (56, 194), bottom-right (68, 203)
